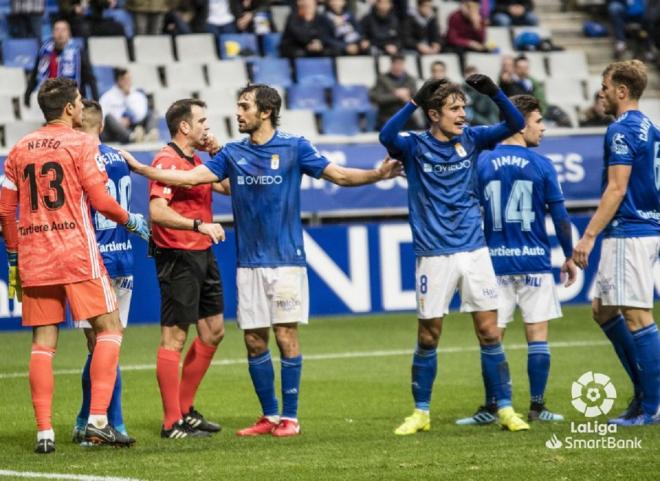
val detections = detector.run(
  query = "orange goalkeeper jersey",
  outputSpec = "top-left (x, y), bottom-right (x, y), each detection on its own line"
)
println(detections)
top-left (3, 123), bottom-right (109, 287)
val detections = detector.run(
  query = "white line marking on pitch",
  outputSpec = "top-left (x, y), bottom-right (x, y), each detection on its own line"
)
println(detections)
top-left (0, 470), bottom-right (146, 481)
top-left (0, 340), bottom-right (609, 380)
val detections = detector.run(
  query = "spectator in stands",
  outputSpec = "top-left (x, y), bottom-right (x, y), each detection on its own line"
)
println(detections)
top-left (446, 0), bottom-right (489, 54)
top-left (324, 0), bottom-right (370, 55)
top-left (125, 0), bottom-right (170, 35)
top-left (57, 0), bottom-right (126, 37)
top-left (498, 54), bottom-right (546, 110)
top-left (490, 0), bottom-right (538, 27)
top-left (370, 54), bottom-right (422, 129)
top-left (361, 0), bottom-right (402, 55)
top-left (429, 60), bottom-right (448, 81)
top-left (205, 0), bottom-right (269, 35)
top-left (462, 65), bottom-right (499, 125)
top-left (9, 0), bottom-right (44, 39)
top-left (99, 68), bottom-right (158, 144)
top-left (23, 19), bottom-right (98, 106)
top-left (579, 93), bottom-right (612, 127)
top-left (607, 0), bottom-right (655, 60)
top-left (280, 0), bottom-right (336, 57)
top-left (402, 0), bottom-right (441, 55)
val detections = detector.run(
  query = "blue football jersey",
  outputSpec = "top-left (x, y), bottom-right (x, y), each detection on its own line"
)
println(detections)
top-left (92, 144), bottom-right (133, 278)
top-left (477, 144), bottom-right (564, 275)
top-left (383, 126), bottom-right (506, 256)
top-left (602, 110), bottom-right (660, 238)
top-left (205, 131), bottom-right (330, 267)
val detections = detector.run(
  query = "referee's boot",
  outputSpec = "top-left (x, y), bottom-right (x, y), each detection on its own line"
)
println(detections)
top-left (161, 419), bottom-right (212, 439)
top-left (183, 407), bottom-right (222, 433)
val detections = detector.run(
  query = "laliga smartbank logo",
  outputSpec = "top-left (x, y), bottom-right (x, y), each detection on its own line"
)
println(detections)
top-left (544, 371), bottom-right (642, 450)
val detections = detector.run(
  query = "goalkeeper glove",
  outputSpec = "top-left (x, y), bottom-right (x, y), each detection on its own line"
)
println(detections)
top-left (125, 212), bottom-right (150, 241)
top-left (7, 251), bottom-right (22, 302)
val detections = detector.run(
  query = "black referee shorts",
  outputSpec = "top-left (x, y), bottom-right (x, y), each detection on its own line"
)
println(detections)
top-left (154, 247), bottom-right (224, 326)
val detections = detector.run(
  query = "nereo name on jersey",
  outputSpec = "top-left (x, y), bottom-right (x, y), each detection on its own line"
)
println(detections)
top-left (19, 220), bottom-right (77, 235)
top-left (26, 138), bottom-right (61, 150)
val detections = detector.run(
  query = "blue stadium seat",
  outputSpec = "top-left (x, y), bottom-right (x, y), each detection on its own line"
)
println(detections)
top-left (93, 65), bottom-right (115, 96)
top-left (261, 33), bottom-right (281, 57)
top-left (321, 109), bottom-right (360, 135)
top-left (287, 84), bottom-right (328, 112)
top-left (218, 33), bottom-right (259, 59)
top-left (295, 57), bottom-right (335, 87)
top-left (250, 58), bottom-right (292, 87)
top-left (0, 0), bottom-right (11, 14)
top-left (157, 117), bottom-right (169, 142)
top-left (2, 38), bottom-right (38, 70)
top-left (331, 85), bottom-right (371, 111)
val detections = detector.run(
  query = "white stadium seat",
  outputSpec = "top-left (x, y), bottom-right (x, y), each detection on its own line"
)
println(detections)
top-left (547, 51), bottom-right (589, 79)
top-left (88, 36), bottom-right (129, 67)
top-left (132, 35), bottom-right (174, 65)
top-left (419, 53), bottom-right (463, 82)
top-left (175, 34), bottom-right (218, 63)
top-left (279, 110), bottom-right (318, 140)
top-left (164, 63), bottom-right (207, 91)
top-left (464, 52), bottom-right (503, 80)
top-left (336, 56), bottom-right (376, 87)
top-left (207, 60), bottom-right (249, 90)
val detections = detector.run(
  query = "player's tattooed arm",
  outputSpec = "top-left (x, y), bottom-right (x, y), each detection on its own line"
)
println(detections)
top-left (321, 156), bottom-right (403, 186)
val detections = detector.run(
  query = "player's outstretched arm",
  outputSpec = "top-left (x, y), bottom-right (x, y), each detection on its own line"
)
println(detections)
top-left (573, 164), bottom-right (631, 268)
top-left (86, 182), bottom-right (150, 241)
top-left (120, 149), bottom-right (219, 187)
top-left (212, 179), bottom-right (231, 195)
top-left (465, 74), bottom-right (524, 147)
top-left (321, 156), bottom-right (403, 186)
top-left (150, 197), bottom-right (225, 244)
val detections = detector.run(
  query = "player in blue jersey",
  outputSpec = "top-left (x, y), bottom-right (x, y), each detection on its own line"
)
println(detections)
top-left (573, 60), bottom-right (660, 426)
top-left (71, 100), bottom-right (139, 443)
top-left (454, 94), bottom-right (578, 426)
top-left (378, 75), bottom-right (531, 434)
top-left (124, 84), bottom-right (402, 437)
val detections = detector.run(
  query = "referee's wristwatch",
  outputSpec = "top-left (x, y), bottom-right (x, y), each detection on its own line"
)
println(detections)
top-left (192, 218), bottom-right (203, 232)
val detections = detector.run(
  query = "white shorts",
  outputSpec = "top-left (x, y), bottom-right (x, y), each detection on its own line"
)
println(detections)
top-left (74, 276), bottom-right (133, 329)
top-left (236, 266), bottom-right (309, 330)
top-left (595, 236), bottom-right (660, 308)
top-left (496, 273), bottom-right (562, 327)
top-left (416, 247), bottom-right (499, 319)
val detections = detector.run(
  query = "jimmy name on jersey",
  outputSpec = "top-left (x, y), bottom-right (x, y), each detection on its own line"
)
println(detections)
top-left (205, 131), bottom-right (329, 268)
top-left (477, 144), bottom-right (564, 275)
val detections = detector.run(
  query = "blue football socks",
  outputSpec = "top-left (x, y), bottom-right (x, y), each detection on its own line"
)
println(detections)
top-left (481, 343), bottom-right (512, 409)
top-left (412, 344), bottom-right (437, 411)
top-left (528, 341), bottom-right (550, 404)
top-left (600, 315), bottom-right (641, 397)
top-left (281, 355), bottom-right (303, 420)
top-left (631, 323), bottom-right (660, 416)
top-left (248, 350), bottom-right (279, 417)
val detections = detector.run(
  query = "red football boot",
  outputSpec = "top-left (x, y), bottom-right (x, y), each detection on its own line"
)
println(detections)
top-left (236, 416), bottom-right (278, 437)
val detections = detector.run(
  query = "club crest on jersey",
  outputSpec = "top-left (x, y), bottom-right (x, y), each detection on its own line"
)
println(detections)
top-left (454, 143), bottom-right (467, 157)
top-left (271, 154), bottom-right (280, 170)
top-left (611, 133), bottom-right (629, 155)
top-left (94, 153), bottom-right (107, 173)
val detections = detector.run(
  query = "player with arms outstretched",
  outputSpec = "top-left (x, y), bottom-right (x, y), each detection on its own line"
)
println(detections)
top-left (125, 84), bottom-right (402, 437)
top-left (456, 94), bottom-right (577, 426)
top-left (0, 78), bottom-right (149, 453)
top-left (379, 75), bottom-right (530, 434)
top-left (573, 60), bottom-right (660, 426)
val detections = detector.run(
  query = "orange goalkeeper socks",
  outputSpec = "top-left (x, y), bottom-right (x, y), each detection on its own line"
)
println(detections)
top-left (89, 332), bottom-right (122, 418)
top-left (180, 337), bottom-right (217, 415)
top-left (29, 343), bottom-right (56, 431)
top-left (157, 347), bottom-right (182, 430)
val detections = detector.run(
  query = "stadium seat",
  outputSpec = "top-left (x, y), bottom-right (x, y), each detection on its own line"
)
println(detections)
top-left (175, 34), bottom-right (218, 63)
top-left (523, 52), bottom-right (547, 81)
top-left (586, 75), bottom-right (603, 98)
top-left (287, 84), bottom-right (328, 112)
top-left (129, 63), bottom-right (162, 94)
top-left (331, 85), bottom-right (370, 111)
top-left (639, 99), bottom-right (660, 121)
top-left (88, 36), bottom-right (130, 67)
top-left (152, 88), bottom-right (194, 116)
top-left (2, 38), bottom-right (38, 70)
top-left (271, 5), bottom-right (291, 33)
top-left (250, 58), bottom-right (292, 87)
top-left (547, 51), bottom-right (589, 79)
top-left (552, 103), bottom-right (579, 128)
top-left (419, 53), bottom-right (462, 81)
top-left (199, 87), bottom-right (240, 116)
top-left (512, 26), bottom-right (552, 43)
top-left (19, 93), bottom-right (43, 122)
top-left (218, 33), bottom-right (259, 59)
top-left (279, 110), bottom-right (318, 139)
top-left (545, 77), bottom-right (587, 107)
top-left (377, 55), bottom-right (419, 78)
top-left (464, 52), bottom-right (503, 80)
top-left (0, 95), bottom-right (16, 123)
top-left (132, 35), bottom-right (174, 65)
top-left (336, 56), bottom-right (376, 87)
top-left (0, 66), bottom-right (26, 97)
top-left (204, 114), bottom-right (232, 143)
top-left (435, 1), bottom-right (460, 33)
top-left (157, 116), bottom-right (169, 142)
top-left (3, 120), bottom-right (42, 148)
top-left (164, 63), bottom-right (207, 91)
top-left (261, 32), bottom-right (282, 57)
top-left (354, 0), bottom-right (371, 20)
top-left (321, 109), bottom-right (361, 136)
top-left (487, 27), bottom-right (514, 54)
top-left (207, 60), bottom-right (248, 90)
top-left (93, 65), bottom-right (116, 96)
top-left (295, 58), bottom-right (336, 87)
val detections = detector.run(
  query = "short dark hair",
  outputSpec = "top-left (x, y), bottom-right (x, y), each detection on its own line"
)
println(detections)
top-left (514, 55), bottom-right (528, 65)
top-left (81, 99), bottom-right (103, 130)
top-left (390, 53), bottom-right (405, 63)
top-left (510, 94), bottom-right (541, 118)
top-left (426, 82), bottom-right (466, 113)
top-left (603, 60), bottom-right (647, 100)
top-left (237, 84), bottom-right (282, 128)
top-left (165, 98), bottom-right (207, 137)
top-left (431, 60), bottom-right (446, 69)
top-left (113, 67), bottom-right (128, 82)
top-left (37, 77), bottom-right (79, 122)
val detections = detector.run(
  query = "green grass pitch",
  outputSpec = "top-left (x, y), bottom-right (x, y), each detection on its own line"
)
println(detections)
top-left (0, 304), bottom-right (659, 481)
